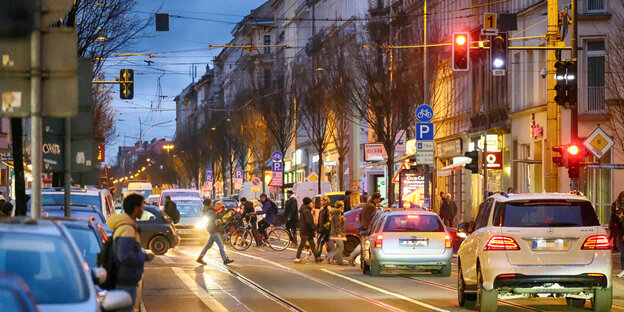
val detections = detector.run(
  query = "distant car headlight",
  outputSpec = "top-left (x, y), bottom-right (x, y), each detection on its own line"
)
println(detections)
top-left (457, 232), bottom-right (467, 238)
top-left (194, 216), bottom-right (209, 229)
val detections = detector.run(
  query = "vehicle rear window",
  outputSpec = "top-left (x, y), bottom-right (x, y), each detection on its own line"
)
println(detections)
top-left (383, 215), bottom-right (444, 232)
top-left (66, 227), bottom-right (101, 268)
top-left (496, 201), bottom-right (600, 227)
top-left (0, 233), bottom-right (89, 304)
top-left (40, 194), bottom-right (101, 209)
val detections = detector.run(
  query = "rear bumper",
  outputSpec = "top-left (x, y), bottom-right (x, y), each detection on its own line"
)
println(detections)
top-left (371, 248), bottom-right (453, 267)
top-left (493, 274), bottom-right (608, 291)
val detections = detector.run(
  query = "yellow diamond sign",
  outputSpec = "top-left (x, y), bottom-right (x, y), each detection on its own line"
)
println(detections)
top-left (583, 127), bottom-right (614, 159)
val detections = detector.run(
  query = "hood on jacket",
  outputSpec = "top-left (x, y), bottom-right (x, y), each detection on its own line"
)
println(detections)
top-left (107, 212), bottom-right (136, 230)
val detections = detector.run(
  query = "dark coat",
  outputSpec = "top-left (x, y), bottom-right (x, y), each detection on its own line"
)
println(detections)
top-left (449, 200), bottom-right (458, 218)
top-left (242, 201), bottom-right (255, 215)
top-left (609, 201), bottom-right (624, 239)
top-left (298, 204), bottom-right (315, 238)
top-left (284, 196), bottom-right (299, 222)
top-left (343, 195), bottom-right (351, 212)
top-left (358, 202), bottom-right (377, 235)
top-left (205, 209), bottom-right (219, 234)
top-left (164, 200), bottom-right (180, 223)
top-left (317, 205), bottom-right (331, 234)
top-left (329, 207), bottom-right (346, 238)
top-left (440, 199), bottom-right (452, 219)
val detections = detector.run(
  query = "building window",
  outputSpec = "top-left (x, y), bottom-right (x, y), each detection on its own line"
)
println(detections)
top-left (586, 40), bottom-right (605, 112)
top-left (585, 150), bottom-right (611, 224)
top-left (264, 35), bottom-right (271, 54)
top-left (583, 0), bottom-right (606, 13)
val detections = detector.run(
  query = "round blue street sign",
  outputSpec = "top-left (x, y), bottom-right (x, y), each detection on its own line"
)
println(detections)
top-left (272, 151), bottom-right (283, 162)
top-left (416, 104), bottom-right (434, 122)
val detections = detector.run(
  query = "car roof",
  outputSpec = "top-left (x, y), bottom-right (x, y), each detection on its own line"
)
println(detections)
top-left (0, 218), bottom-right (62, 236)
top-left (42, 189), bottom-right (103, 196)
top-left (489, 193), bottom-right (589, 202)
top-left (162, 189), bottom-right (199, 193)
top-left (170, 197), bottom-right (202, 201)
top-left (384, 210), bottom-right (440, 217)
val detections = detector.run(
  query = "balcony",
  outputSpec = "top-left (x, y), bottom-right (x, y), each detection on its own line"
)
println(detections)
top-left (580, 86), bottom-right (606, 114)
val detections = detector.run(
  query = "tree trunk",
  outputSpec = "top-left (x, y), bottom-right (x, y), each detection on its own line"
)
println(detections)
top-left (338, 154), bottom-right (345, 191)
top-left (386, 152), bottom-right (395, 206)
top-left (11, 119), bottom-right (26, 216)
top-left (318, 157), bottom-right (324, 194)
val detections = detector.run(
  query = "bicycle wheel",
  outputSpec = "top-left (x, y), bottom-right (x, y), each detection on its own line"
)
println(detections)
top-left (230, 228), bottom-right (253, 251)
top-left (267, 228), bottom-right (290, 251)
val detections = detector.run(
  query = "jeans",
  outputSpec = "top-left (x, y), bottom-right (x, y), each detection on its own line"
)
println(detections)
top-left (258, 219), bottom-right (270, 240)
top-left (618, 232), bottom-right (624, 269)
top-left (297, 236), bottom-right (320, 259)
top-left (326, 239), bottom-right (344, 263)
top-left (316, 233), bottom-right (334, 254)
top-left (115, 284), bottom-right (137, 312)
top-left (199, 233), bottom-right (228, 261)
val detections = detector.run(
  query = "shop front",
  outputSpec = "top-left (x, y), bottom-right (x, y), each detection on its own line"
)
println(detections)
top-left (435, 138), bottom-right (467, 220)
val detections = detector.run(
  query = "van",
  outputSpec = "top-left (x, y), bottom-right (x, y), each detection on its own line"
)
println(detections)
top-left (238, 182), bottom-right (268, 201)
top-left (292, 181), bottom-right (332, 203)
top-left (127, 181), bottom-right (153, 198)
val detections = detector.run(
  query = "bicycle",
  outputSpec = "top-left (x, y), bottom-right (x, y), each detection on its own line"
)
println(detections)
top-left (230, 214), bottom-right (291, 251)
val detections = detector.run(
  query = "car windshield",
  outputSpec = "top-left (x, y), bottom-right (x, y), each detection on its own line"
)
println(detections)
top-left (0, 233), bottom-right (89, 304)
top-left (41, 194), bottom-right (100, 209)
top-left (218, 200), bottom-right (238, 209)
top-left (66, 227), bottom-right (101, 268)
top-left (131, 190), bottom-right (153, 198)
top-left (328, 195), bottom-right (344, 205)
top-left (165, 191), bottom-right (199, 198)
top-left (383, 215), bottom-right (444, 232)
top-left (176, 201), bottom-right (202, 217)
top-left (496, 201), bottom-right (600, 227)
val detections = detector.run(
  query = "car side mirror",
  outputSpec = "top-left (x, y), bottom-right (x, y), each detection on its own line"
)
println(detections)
top-left (457, 222), bottom-right (471, 236)
top-left (91, 267), bottom-right (107, 286)
top-left (100, 290), bottom-right (133, 311)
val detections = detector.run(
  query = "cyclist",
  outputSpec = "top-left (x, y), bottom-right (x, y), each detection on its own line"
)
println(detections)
top-left (240, 197), bottom-right (262, 246)
top-left (257, 193), bottom-right (278, 243)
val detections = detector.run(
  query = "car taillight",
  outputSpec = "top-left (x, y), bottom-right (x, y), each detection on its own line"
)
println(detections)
top-left (375, 235), bottom-right (383, 248)
top-left (484, 236), bottom-right (520, 250)
top-left (445, 234), bottom-right (452, 248)
top-left (582, 235), bottom-right (610, 250)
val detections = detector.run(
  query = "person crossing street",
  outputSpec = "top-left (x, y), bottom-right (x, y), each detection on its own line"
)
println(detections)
top-left (284, 190), bottom-right (299, 246)
top-left (197, 201), bottom-right (234, 266)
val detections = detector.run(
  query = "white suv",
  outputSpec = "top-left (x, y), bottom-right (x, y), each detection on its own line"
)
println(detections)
top-left (457, 193), bottom-right (612, 312)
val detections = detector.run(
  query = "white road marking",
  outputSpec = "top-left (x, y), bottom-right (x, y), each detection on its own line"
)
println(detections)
top-left (321, 269), bottom-right (450, 312)
top-left (171, 267), bottom-right (229, 312)
top-left (159, 254), bottom-right (174, 264)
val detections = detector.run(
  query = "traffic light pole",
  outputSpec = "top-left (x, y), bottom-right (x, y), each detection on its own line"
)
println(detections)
top-left (545, 0), bottom-right (562, 192)
top-left (422, 0), bottom-right (431, 210)
top-left (569, 0), bottom-right (579, 191)
top-left (30, 4), bottom-right (42, 220)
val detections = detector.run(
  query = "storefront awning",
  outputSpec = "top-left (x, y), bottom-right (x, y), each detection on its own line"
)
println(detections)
top-left (437, 159), bottom-right (471, 177)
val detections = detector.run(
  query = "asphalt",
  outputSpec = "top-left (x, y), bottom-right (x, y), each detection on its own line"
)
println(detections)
top-left (142, 242), bottom-right (624, 312)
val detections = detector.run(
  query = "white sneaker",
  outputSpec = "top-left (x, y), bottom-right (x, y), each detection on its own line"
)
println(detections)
top-left (294, 258), bottom-right (302, 264)
top-left (617, 270), bottom-right (624, 278)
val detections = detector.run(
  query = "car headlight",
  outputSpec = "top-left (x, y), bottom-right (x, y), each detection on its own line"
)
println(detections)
top-left (194, 216), bottom-right (209, 229)
top-left (457, 232), bottom-right (467, 238)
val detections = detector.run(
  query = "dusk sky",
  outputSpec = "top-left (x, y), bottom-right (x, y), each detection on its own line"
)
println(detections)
top-left (103, 0), bottom-right (265, 164)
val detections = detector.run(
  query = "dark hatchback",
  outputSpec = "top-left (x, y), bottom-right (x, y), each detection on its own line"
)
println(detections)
top-left (137, 206), bottom-right (180, 255)
top-left (45, 217), bottom-right (106, 269)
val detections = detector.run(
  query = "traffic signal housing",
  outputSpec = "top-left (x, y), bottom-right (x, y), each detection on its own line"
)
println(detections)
top-left (120, 69), bottom-right (134, 100)
top-left (0, 0), bottom-right (36, 37)
top-left (490, 33), bottom-right (508, 71)
top-left (465, 151), bottom-right (480, 174)
top-left (566, 144), bottom-right (581, 179)
top-left (553, 59), bottom-right (577, 107)
top-left (452, 32), bottom-right (470, 71)
top-left (552, 145), bottom-right (565, 168)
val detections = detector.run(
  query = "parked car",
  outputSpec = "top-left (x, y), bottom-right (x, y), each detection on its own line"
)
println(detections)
top-left (35, 204), bottom-right (112, 235)
top-left (49, 217), bottom-right (106, 268)
top-left (172, 198), bottom-right (208, 241)
top-left (39, 188), bottom-right (115, 221)
top-left (361, 210), bottom-right (453, 276)
top-left (457, 193), bottom-right (612, 311)
top-left (137, 206), bottom-right (180, 255)
top-left (158, 189), bottom-right (201, 209)
top-left (146, 194), bottom-right (160, 206)
top-left (0, 217), bottom-right (132, 312)
top-left (0, 273), bottom-right (39, 312)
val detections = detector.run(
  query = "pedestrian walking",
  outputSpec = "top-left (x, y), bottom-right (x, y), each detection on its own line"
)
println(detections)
top-left (346, 193), bottom-right (382, 266)
top-left (326, 201), bottom-right (346, 265)
top-left (343, 191), bottom-right (352, 213)
top-left (106, 193), bottom-right (155, 312)
top-left (439, 194), bottom-right (453, 227)
top-left (284, 190), bottom-right (299, 245)
top-left (316, 196), bottom-right (334, 256)
top-left (609, 191), bottom-right (624, 278)
top-left (257, 193), bottom-right (278, 242)
top-left (163, 195), bottom-right (180, 224)
top-left (196, 203), bottom-right (234, 266)
top-left (446, 193), bottom-right (458, 227)
top-left (295, 197), bottom-right (321, 263)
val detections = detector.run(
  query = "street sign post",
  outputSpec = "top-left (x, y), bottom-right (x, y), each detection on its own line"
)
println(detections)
top-left (269, 161), bottom-right (283, 187)
top-left (416, 123), bottom-right (434, 141)
top-left (416, 104), bottom-right (434, 122)
top-left (272, 151), bottom-right (283, 163)
top-left (251, 177), bottom-right (261, 192)
top-left (234, 170), bottom-right (243, 190)
top-left (416, 151), bottom-right (434, 165)
top-left (583, 127), bottom-right (614, 159)
top-left (417, 141), bottom-right (434, 151)
top-left (205, 168), bottom-right (213, 191)
top-left (481, 12), bottom-right (498, 36)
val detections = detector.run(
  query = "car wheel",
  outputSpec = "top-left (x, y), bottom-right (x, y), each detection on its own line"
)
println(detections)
top-left (369, 261), bottom-right (381, 277)
top-left (591, 287), bottom-right (612, 312)
top-left (566, 298), bottom-right (585, 308)
top-left (149, 236), bottom-right (170, 255)
top-left (440, 262), bottom-right (451, 277)
top-left (343, 236), bottom-right (359, 257)
top-left (477, 268), bottom-right (497, 312)
top-left (458, 262), bottom-right (476, 307)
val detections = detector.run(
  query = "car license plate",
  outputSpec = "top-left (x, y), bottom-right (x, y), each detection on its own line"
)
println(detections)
top-left (177, 229), bottom-right (194, 235)
top-left (400, 238), bottom-right (428, 247)
top-left (532, 239), bottom-right (569, 251)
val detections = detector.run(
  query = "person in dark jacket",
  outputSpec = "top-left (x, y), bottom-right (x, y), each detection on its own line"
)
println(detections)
top-left (445, 193), bottom-right (458, 227)
top-left (609, 191), bottom-right (624, 278)
top-left (343, 190), bottom-right (352, 212)
top-left (295, 197), bottom-right (321, 263)
top-left (106, 193), bottom-right (155, 311)
top-left (163, 195), bottom-right (180, 224)
top-left (196, 204), bottom-right (234, 266)
top-left (326, 201), bottom-right (346, 264)
top-left (439, 194), bottom-right (452, 227)
top-left (257, 193), bottom-right (278, 241)
top-left (240, 197), bottom-right (262, 246)
top-left (346, 192), bottom-right (382, 266)
top-left (284, 190), bottom-right (299, 245)
top-left (316, 195), bottom-right (334, 256)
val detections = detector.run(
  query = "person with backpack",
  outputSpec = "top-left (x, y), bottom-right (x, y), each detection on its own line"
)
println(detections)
top-left (257, 193), bottom-right (278, 242)
top-left (295, 197), bottom-right (321, 263)
top-left (163, 195), bottom-right (180, 224)
top-left (104, 193), bottom-right (155, 312)
top-left (316, 196), bottom-right (334, 257)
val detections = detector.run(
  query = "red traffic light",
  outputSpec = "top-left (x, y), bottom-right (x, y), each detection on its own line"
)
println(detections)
top-left (455, 35), bottom-right (466, 45)
top-left (452, 32), bottom-right (470, 71)
top-left (567, 145), bottom-right (579, 155)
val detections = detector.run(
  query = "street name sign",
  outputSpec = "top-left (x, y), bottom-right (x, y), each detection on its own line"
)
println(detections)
top-left (583, 127), bottom-right (614, 159)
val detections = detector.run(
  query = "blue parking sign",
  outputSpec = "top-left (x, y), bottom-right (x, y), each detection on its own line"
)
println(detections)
top-left (272, 161), bottom-right (283, 172)
top-left (235, 170), bottom-right (243, 179)
top-left (416, 123), bottom-right (434, 141)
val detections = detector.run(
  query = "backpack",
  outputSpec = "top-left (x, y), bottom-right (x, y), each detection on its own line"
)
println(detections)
top-left (96, 230), bottom-right (118, 290)
top-left (166, 202), bottom-right (181, 224)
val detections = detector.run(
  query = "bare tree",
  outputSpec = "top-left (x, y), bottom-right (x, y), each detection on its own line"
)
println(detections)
top-left (92, 77), bottom-right (116, 145)
top-left (606, 14), bottom-right (624, 148)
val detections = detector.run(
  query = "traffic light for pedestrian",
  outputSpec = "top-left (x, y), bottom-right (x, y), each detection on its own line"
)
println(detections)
top-left (120, 69), bottom-right (134, 100)
top-left (452, 32), bottom-right (470, 71)
top-left (553, 59), bottom-right (577, 107)
top-left (464, 151), bottom-right (480, 174)
top-left (490, 33), bottom-right (507, 71)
